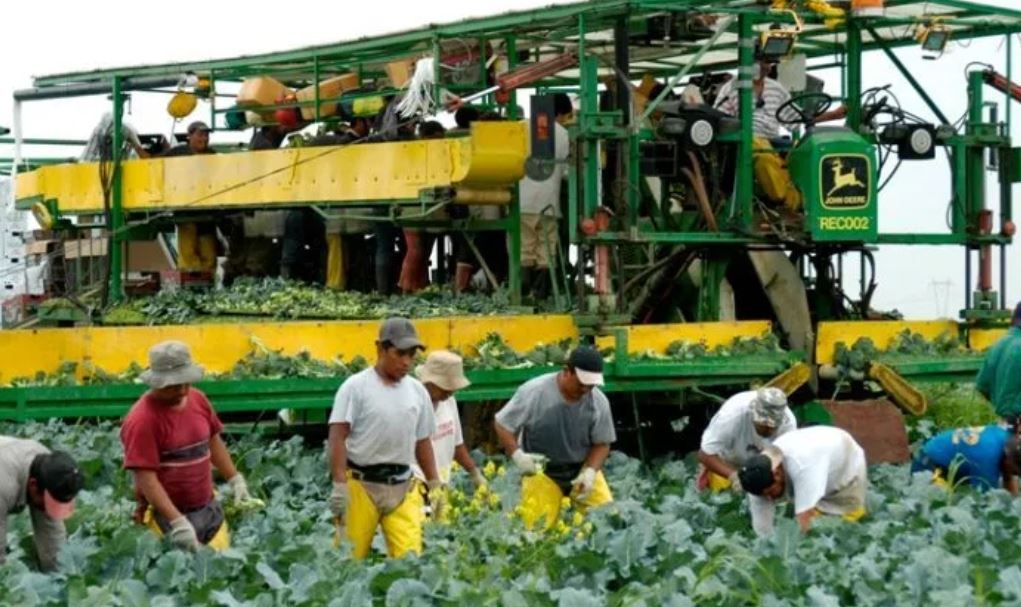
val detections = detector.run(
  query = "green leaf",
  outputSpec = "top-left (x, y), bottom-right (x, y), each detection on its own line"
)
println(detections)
top-left (384, 579), bottom-right (432, 607)
top-left (255, 560), bottom-right (286, 591)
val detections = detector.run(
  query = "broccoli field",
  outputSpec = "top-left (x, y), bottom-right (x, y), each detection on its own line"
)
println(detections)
top-left (3, 420), bottom-right (1021, 607)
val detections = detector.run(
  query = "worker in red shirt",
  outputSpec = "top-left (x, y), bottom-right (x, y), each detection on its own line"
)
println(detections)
top-left (120, 341), bottom-right (262, 551)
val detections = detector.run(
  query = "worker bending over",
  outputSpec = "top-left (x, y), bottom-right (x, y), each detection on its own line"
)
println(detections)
top-left (0, 439), bottom-right (83, 570)
top-left (328, 318), bottom-right (443, 558)
top-left (697, 387), bottom-right (796, 493)
top-left (120, 341), bottom-right (262, 551)
top-left (411, 351), bottom-right (486, 497)
top-left (739, 426), bottom-right (866, 535)
top-left (913, 424), bottom-right (1021, 494)
top-left (494, 346), bottom-right (616, 528)
top-left (977, 302), bottom-right (1021, 427)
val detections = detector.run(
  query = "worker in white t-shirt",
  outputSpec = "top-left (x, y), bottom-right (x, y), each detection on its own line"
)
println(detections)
top-left (518, 93), bottom-right (572, 301)
top-left (738, 426), bottom-right (867, 535)
top-left (327, 318), bottom-right (441, 559)
top-left (411, 351), bottom-right (485, 489)
top-left (696, 387), bottom-right (796, 493)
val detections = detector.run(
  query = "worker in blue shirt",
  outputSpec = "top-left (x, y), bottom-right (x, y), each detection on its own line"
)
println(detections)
top-left (976, 302), bottom-right (1021, 426)
top-left (912, 425), bottom-right (1021, 493)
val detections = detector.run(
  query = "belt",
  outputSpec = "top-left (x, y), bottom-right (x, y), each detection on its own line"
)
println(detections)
top-left (544, 461), bottom-right (584, 494)
top-left (348, 460), bottom-right (412, 485)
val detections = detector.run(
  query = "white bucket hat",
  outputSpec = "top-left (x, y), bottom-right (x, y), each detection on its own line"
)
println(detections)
top-left (415, 350), bottom-right (470, 392)
top-left (139, 341), bottom-right (204, 389)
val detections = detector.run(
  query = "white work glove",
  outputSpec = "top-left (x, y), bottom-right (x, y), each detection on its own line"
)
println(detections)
top-left (511, 449), bottom-right (548, 476)
top-left (728, 471), bottom-right (744, 494)
top-left (227, 473), bottom-right (266, 509)
top-left (572, 466), bottom-right (598, 501)
top-left (168, 516), bottom-right (200, 551)
top-left (426, 480), bottom-right (447, 521)
top-left (470, 468), bottom-right (488, 490)
top-left (329, 481), bottom-right (350, 520)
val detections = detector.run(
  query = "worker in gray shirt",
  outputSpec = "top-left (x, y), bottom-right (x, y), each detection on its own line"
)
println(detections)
top-left (0, 437), bottom-right (84, 570)
top-left (494, 346), bottom-right (616, 529)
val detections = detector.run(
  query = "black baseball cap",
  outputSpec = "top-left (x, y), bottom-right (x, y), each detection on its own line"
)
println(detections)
top-left (187, 121), bottom-right (211, 134)
top-left (568, 346), bottom-right (604, 386)
top-left (738, 454), bottom-right (776, 496)
top-left (33, 451), bottom-right (84, 520)
top-left (378, 317), bottom-right (425, 351)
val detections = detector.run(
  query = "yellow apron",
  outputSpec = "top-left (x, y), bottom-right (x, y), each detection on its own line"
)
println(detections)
top-left (142, 505), bottom-right (230, 551)
top-left (518, 471), bottom-right (612, 530)
top-left (332, 473), bottom-right (425, 559)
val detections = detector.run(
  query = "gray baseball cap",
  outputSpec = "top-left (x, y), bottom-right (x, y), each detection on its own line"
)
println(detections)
top-left (751, 387), bottom-right (788, 427)
top-left (139, 341), bottom-right (204, 389)
top-left (378, 317), bottom-right (425, 350)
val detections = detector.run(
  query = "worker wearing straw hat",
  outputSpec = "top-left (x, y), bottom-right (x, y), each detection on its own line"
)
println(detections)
top-left (411, 351), bottom-right (485, 489)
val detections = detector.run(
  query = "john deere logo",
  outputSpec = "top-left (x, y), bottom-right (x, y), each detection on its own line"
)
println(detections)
top-left (820, 155), bottom-right (870, 209)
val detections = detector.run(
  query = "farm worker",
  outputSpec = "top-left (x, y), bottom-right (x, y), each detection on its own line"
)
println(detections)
top-left (411, 350), bottom-right (485, 489)
top-left (518, 93), bottom-right (572, 302)
top-left (120, 341), bottom-right (262, 552)
top-left (738, 426), bottom-right (867, 535)
top-left (696, 387), bottom-right (796, 493)
top-left (912, 425), bottom-right (1021, 494)
top-left (327, 317), bottom-right (442, 559)
top-left (976, 302), bottom-right (1021, 427)
top-left (162, 121), bottom-right (220, 273)
top-left (494, 346), bottom-right (616, 529)
top-left (714, 57), bottom-right (845, 210)
top-left (0, 439), bottom-right (83, 571)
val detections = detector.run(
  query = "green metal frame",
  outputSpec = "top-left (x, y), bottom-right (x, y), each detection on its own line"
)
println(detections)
top-left (0, 351), bottom-right (798, 422)
top-left (4, 0), bottom-right (1021, 415)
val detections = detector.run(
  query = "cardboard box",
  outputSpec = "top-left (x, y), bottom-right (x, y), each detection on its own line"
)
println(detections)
top-left (295, 73), bottom-right (360, 120)
top-left (385, 59), bottom-right (417, 88)
top-left (237, 76), bottom-right (293, 118)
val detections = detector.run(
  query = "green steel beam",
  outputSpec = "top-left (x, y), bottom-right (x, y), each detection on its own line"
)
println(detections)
top-left (109, 78), bottom-right (125, 304)
top-left (0, 137), bottom-right (87, 146)
top-left (31, 1), bottom-right (630, 88)
top-left (736, 12), bottom-right (755, 231)
top-left (0, 354), bottom-right (796, 421)
top-left (846, 19), bottom-right (863, 130)
top-left (865, 25), bottom-right (952, 126)
top-left (919, 0), bottom-right (1021, 20)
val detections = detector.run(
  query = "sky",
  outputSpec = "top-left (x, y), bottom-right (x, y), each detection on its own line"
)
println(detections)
top-left (1, 0), bottom-right (1019, 319)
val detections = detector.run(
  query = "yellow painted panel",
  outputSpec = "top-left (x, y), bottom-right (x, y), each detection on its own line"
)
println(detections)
top-left (595, 321), bottom-right (773, 354)
top-left (969, 328), bottom-right (1008, 352)
top-left (0, 316), bottom-right (577, 382)
top-left (454, 121), bottom-right (529, 186)
top-left (815, 320), bottom-right (960, 364)
top-left (447, 315), bottom-right (578, 356)
top-left (16, 122), bottom-right (527, 214)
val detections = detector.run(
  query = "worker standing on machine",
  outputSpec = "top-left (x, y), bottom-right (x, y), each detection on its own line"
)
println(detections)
top-left (696, 387), bottom-right (796, 493)
top-left (0, 439), bottom-right (83, 571)
top-left (519, 93), bottom-right (572, 302)
top-left (120, 341), bottom-right (263, 552)
top-left (976, 302), bottom-right (1021, 427)
top-left (411, 351), bottom-right (486, 492)
top-left (162, 121), bottom-right (221, 274)
top-left (493, 346), bottom-right (616, 528)
top-left (913, 424), bottom-right (1021, 494)
top-left (327, 318), bottom-right (443, 559)
top-left (310, 117), bottom-right (374, 290)
top-left (714, 57), bottom-right (845, 211)
top-left (738, 426), bottom-right (867, 535)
